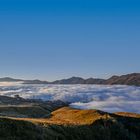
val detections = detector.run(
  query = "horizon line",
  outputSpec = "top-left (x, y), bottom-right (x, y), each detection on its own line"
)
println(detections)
top-left (0, 72), bottom-right (139, 82)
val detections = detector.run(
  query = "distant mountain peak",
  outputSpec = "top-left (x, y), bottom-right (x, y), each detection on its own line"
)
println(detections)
top-left (0, 77), bottom-right (23, 82)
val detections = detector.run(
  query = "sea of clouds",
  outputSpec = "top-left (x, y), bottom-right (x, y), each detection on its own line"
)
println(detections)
top-left (0, 82), bottom-right (140, 113)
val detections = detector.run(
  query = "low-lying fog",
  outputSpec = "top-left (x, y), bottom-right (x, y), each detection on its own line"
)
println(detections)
top-left (0, 82), bottom-right (140, 113)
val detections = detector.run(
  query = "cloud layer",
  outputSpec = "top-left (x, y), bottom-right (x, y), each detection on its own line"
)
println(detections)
top-left (0, 83), bottom-right (140, 113)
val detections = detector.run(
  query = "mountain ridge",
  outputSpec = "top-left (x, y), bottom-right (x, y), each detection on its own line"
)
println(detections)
top-left (0, 73), bottom-right (140, 86)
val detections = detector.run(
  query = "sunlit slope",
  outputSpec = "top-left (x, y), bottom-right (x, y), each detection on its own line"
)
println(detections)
top-left (49, 107), bottom-right (112, 125)
top-left (10, 107), bottom-right (140, 125)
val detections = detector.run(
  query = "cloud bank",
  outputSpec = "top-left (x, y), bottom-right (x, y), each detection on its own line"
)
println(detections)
top-left (0, 84), bottom-right (140, 113)
top-left (0, 82), bottom-right (23, 87)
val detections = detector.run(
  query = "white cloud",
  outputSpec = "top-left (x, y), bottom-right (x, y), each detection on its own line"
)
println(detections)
top-left (0, 84), bottom-right (140, 113)
top-left (0, 82), bottom-right (23, 87)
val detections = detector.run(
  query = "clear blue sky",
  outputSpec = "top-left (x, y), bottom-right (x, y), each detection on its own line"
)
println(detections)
top-left (0, 0), bottom-right (140, 81)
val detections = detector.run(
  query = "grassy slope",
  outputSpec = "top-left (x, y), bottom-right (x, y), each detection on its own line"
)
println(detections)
top-left (0, 107), bottom-right (140, 140)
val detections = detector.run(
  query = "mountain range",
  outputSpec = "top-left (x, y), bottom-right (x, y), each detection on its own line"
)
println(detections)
top-left (0, 73), bottom-right (140, 86)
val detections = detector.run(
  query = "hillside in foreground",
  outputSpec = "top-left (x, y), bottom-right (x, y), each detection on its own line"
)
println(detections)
top-left (0, 107), bottom-right (140, 140)
top-left (0, 95), bottom-right (140, 140)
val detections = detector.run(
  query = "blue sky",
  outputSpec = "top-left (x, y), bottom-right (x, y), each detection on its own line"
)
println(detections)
top-left (0, 0), bottom-right (140, 80)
